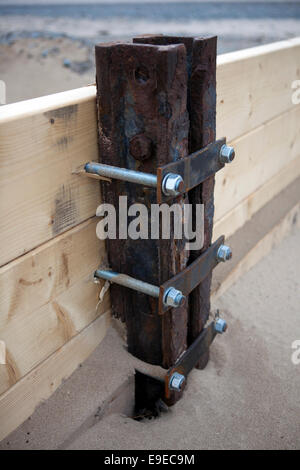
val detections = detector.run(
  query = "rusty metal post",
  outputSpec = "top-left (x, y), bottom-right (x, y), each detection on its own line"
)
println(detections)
top-left (95, 43), bottom-right (190, 393)
top-left (133, 36), bottom-right (217, 369)
top-left (188, 37), bottom-right (217, 369)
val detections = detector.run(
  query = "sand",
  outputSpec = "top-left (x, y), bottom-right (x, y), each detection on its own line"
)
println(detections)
top-left (0, 37), bottom-right (95, 103)
top-left (1, 1), bottom-right (300, 104)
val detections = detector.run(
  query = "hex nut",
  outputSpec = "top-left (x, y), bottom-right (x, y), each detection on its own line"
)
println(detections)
top-left (220, 144), bottom-right (235, 164)
top-left (217, 244), bottom-right (232, 262)
top-left (215, 318), bottom-right (228, 334)
top-left (169, 372), bottom-right (185, 391)
top-left (162, 173), bottom-right (184, 197)
top-left (163, 287), bottom-right (186, 308)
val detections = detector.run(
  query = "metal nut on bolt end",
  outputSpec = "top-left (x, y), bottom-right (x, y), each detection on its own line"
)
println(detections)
top-left (163, 287), bottom-right (186, 308)
top-left (215, 318), bottom-right (228, 334)
top-left (217, 244), bottom-right (232, 262)
top-left (169, 372), bottom-right (185, 391)
top-left (219, 144), bottom-right (235, 164)
top-left (162, 173), bottom-right (184, 197)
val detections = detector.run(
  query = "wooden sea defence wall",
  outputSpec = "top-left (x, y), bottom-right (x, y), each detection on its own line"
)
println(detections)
top-left (0, 37), bottom-right (299, 440)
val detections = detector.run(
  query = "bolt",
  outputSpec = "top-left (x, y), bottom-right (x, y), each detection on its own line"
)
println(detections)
top-left (215, 318), bottom-right (228, 334)
top-left (169, 372), bottom-right (185, 391)
top-left (129, 134), bottom-right (153, 161)
top-left (163, 287), bottom-right (186, 308)
top-left (162, 173), bottom-right (184, 197)
top-left (220, 144), bottom-right (235, 164)
top-left (217, 244), bottom-right (232, 262)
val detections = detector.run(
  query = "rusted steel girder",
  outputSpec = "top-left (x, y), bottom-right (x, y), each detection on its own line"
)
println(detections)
top-left (134, 35), bottom-right (217, 369)
top-left (95, 36), bottom-right (218, 411)
top-left (95, 43), bottom-right (190, 379)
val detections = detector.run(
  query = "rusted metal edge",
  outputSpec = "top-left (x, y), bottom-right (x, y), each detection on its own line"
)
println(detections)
top-left (82, 139), bottom-right (225, 203)
top-left (94, 235), bottom-right (224, 316)
top-left (157, 138), bottom-right (225, 203)
top-left (158, 236), bottom-right (224, 314)
top-left (165, 321), bottom-right (217, 400)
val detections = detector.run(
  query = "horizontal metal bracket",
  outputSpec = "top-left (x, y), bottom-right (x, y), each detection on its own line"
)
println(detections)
top-left (157, 138), bottom-right (226, 203)
top-left (94, 236), bottom-right (226, 315)
top-left (83, 138), bottom-right (232, 203)
top-left (165, 321), bottom-right (217, 400)
top-left (158, 236), bottom-right (224, 314)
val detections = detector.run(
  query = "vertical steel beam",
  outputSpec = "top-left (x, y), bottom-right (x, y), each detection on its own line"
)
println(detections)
top-left (188, 37), bottom-right (217, 369)
top-left (95, 43), bottom-right (189, 378)
top-left (133, 36), bottom-right (217, 370)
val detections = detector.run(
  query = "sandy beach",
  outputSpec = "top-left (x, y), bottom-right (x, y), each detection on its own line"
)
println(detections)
top-left (0, 1), bottom-right (300, 103)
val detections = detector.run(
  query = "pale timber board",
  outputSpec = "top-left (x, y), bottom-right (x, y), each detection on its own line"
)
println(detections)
top-left (0, 311), bottom-right (111, 443)
top-left (0, 86), bottom-right (100, 267)
top-left (213, 154), bottom-right (300, 241)
top-left (0, 218), bottom-right (110, 395)
top-left (216, 37), bottom-right (300, 141)
top-left (214, 105), bottom-right (300, 224)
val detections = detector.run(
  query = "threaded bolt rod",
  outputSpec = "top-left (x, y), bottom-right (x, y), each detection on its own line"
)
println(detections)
top-left (85, 162), bottom-right (157, 188)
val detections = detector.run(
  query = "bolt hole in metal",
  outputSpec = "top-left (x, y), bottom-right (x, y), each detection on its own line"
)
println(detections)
top-left (135, 66), bottom-right (149, 84)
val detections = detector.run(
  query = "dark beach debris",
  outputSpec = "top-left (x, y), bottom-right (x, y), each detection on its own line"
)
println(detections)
top-left (63, 58), bottom-right (93, 74)
top-left (63, 58), bottom-right (71, 68)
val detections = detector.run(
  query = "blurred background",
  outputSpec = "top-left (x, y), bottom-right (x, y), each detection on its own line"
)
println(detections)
top-left (0, 0), bottom-right (300, 103)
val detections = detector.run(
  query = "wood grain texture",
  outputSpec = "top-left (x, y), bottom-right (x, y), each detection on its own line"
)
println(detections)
top-left (216, 37), bottom-right (300, 141)
top-left (0, 218), bottom-right (110, 395)
top-left (0, 311), bottom-right (111, 442)
top-left (213, 154), bottom-right (300, 241)
top-left (0, 87), bottom-right (100, 267)
top-left (214, 105), bottom-right (300, 223)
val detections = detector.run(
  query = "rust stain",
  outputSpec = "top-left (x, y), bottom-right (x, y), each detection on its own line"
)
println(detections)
top-left (52, 301), bottom-right (76, 342)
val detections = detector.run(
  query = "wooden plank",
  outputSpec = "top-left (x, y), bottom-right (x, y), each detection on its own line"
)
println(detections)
top-left (213, 154), bottom-right (300, 241)
top-left (214, 105), bottom-right (300, 224)
top-left (0, 311), bottom-right (111, 442)
top-left (217, 37), bottom-right (300, 141)
top-left (0, 218), bottom-right (110, 395)
top-left (0, 86), bottom-right (100, 267)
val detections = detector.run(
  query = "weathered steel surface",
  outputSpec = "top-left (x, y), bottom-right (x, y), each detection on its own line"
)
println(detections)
top-left (158, 236), bottom-right (224, 314)
top-left (133, 36), bottom-right (217, 369)
top-left (95, 42), bottom-right (189, 367)
top-left (134, 371), bottom-right (165, 419)
top-left (188, 38), bottom-right (217, 371)
top-left (165, 322), bottom-right (217, 400)
top-left (157, 138), bottom-right (225, 203)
